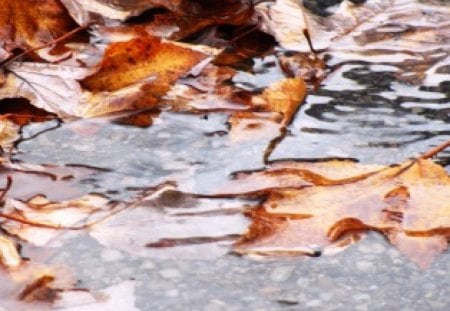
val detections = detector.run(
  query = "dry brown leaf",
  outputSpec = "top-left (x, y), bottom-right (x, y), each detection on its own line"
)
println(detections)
top-left (0, 0), bottom-right (78, 60)
top-left (143, 0), bottom-right (254, 40)
top-left (232, 157), bottom-right (450, 268)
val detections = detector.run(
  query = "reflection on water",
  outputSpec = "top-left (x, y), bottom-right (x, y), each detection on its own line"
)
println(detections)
top-left (17, 112), bottom-right (272, 197)
top-left (272, 61), bottom-right (450, 165)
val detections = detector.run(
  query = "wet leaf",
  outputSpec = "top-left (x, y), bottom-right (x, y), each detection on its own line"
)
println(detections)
top-left (230, 156), bottom-right (450, 268)
top-left (259, 0), bottom-right (450, 84)
top-left (60, 0), bottom-right (183, 23)
top-left (0, 261), bottom-right (75, 310)
top-left (0, 34), bottom-right (208, 118)
top-left (2, 194), bottom-right (112, 247)
top-left (82, 34), bottom-right (207, 92)
top-left (89, 184), bottom-right (250, 259)
top-left (0, 0), bottom-right (79, 61)
top-left (0, 235), bottom-right (21, 269)
top-left (56, 281), bottom-right (139, 311)
top-left (0, 116), bottom-right (20, 150)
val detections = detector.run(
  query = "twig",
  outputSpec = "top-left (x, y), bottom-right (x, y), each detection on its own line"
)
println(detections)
top-left (420, 140), bottom-right (450, 159)
top-left (0, 24), bottom-right (91, 69)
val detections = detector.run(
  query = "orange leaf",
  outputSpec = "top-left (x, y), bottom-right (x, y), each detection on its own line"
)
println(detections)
top-left (0, 0), bottom-right (78, 59)
top-left (231, 157), bottom-right (450, 268)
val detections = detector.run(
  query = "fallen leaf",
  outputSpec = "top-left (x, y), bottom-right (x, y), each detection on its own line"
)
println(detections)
top-left (231, 156), bottom-right (450, 268)
top-left (61, 0), bottom-right (183, 23)
top-left (0, 116), bottom-right (20, 150)
top-left (0, 235), bottom-right (21, 269)
top-left (82, 34), bottom-right (206, 92)
top-left (0, 0), bottom-right (79, 61)
top-left (0, 34), bottom-right (208, 118)
top-left (89, 184), bottom-right (250, 259)
top-left (258, 0), bottom-right (450, 84)
top-left (2, 194), bottom-right (112, 247)
top-left (56, 281), bottom-right (139, 311)
top-left (0, 262), bottom-right (75, 310)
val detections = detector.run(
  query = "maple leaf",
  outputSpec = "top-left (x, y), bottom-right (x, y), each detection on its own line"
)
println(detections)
top-left (227, 142), bottom-right (450, 268)
top-left (0, 0), bottom-right (79, 61)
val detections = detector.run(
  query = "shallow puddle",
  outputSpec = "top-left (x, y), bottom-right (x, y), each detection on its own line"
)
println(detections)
top-left (4, 0), bottom-right (450, 309)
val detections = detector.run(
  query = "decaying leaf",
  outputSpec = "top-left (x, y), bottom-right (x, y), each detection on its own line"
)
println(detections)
top-left (259, 0), bottom-right (450, 84)
top-left (0, 116), bottom-right (20, 150)
top-left (82, 34), bottom-right (206, 92)
top-left (56, 281), bottom-right (139, 311)
top-left (89, 184), bottom-right (250, 259)
top-left (2, 194), bottom-right (112, 247)
top-left (229, 155), bottom-right (450, 268)
top-left (0, 34), bottom-right (208, 118)
top-left (0, 0), bottom-right (79, 61)
top-left (0, 262), bottom-right (75, 310)
top-left (258, 0), bottom-right (450, 52)
top-left (0, 235), bottom-right (21, 269)
top-left (60, 0), bottom-right (184, 23)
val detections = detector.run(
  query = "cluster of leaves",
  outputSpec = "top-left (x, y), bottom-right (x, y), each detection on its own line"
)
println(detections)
top-left (0, 0), bottom-right (449, 309)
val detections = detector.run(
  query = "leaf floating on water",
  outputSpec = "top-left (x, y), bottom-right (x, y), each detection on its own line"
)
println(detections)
top-left (231, 151), bottom-right (450, 268)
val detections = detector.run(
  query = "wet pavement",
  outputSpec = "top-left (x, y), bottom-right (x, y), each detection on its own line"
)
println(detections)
top-left (11, 0), bottom-right (450, 310)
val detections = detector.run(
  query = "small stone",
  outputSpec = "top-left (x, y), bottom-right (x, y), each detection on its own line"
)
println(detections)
top-left (270, 266), bottom-right (295, 282)
top-left (159, 268), bottom-right (182, 280)
top-left (100, 249), bottom-right (123, 262)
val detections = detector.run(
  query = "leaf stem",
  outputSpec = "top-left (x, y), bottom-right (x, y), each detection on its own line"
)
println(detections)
top-left (0, 24), bottom-right (91, 69)
top-left (420, 140), bottom-right (450, 159)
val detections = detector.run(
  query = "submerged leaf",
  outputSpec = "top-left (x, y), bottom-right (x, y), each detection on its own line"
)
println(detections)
top-left (232, 157), bottom-right (450, 268)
